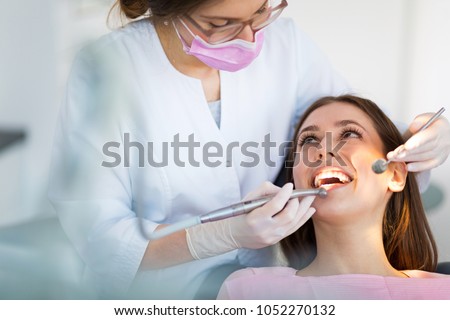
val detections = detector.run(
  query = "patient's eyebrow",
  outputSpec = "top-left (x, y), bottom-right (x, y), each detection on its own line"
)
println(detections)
top-left (335, 120), bottom-right (368, 133)
top-left (299, 125), bottom-right (320, 135)
top-left (299, 120), bottom-right (368, 135)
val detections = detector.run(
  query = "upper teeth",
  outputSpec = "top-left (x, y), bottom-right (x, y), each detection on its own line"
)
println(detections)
top-left (314, 171), bottom-right (351, 188)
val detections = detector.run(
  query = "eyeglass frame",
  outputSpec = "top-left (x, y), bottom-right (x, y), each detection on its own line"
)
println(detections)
top-left (178, 0), bottom-right (288, 45)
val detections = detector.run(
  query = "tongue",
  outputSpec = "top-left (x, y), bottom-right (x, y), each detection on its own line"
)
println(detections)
top-left (320, 177), bottom-right (342, 186)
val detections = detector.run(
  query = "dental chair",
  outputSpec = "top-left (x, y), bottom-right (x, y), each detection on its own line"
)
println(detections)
top-left (194, 263), bottom-right (244, 299)
top-left (437, 262), bottom-right (450, 275)
top-left (0, 217), bottom-right (94, 299)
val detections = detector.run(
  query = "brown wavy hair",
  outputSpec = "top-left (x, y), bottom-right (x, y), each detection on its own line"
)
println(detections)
top-left (110, 0), bottom-right (212, 23)
top-left (280, 95), bottom-right (438, 272)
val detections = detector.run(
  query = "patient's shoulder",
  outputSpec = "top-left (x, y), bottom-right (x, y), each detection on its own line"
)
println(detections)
top-left (225, 266), bottom-right (297, 281)
top-left (217, 267), bottom-right (297, 299)
top-left (405, 270), bottom-right (450, 278)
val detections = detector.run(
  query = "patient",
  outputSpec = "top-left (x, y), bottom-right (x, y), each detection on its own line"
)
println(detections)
top-left (217, 95), bottom-right (450, 299)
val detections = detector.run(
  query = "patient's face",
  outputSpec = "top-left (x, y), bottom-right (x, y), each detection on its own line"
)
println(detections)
top-left (293, 102), bottom-right (391, 224)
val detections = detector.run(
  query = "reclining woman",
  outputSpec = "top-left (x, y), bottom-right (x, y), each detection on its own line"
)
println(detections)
top-left (218, 95), bottom-right (450, 299)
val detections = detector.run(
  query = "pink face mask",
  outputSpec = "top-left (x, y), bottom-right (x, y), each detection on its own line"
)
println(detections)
top-left (174, 20), bottom-right (265, 72)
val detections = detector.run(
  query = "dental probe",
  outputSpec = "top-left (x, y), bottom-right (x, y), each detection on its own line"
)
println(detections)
top-left (372, 107), bottom-right (446, 174)
top-left (142, 188), bottom-right (327, 240)
top-left (199, 188), bottom-right (327, 223)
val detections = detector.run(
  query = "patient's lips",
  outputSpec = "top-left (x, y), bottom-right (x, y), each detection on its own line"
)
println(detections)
top-left (312, 167), bottom-right (353, 191)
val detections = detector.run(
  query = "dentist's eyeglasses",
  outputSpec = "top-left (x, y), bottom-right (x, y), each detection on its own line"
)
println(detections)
top-left (179, 0), bottom-right (288, 45)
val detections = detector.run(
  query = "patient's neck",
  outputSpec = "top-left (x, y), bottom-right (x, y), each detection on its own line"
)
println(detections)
top-left (296, 222), bottom-right (399, 277)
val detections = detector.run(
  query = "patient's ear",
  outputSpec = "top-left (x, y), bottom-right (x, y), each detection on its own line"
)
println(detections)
top-left (387, 162), bottom-right (408, 192)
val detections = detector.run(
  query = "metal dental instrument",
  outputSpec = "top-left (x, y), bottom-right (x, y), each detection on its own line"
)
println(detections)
top-left (372, 107), bottom-right (446, 174)
top-left (199, 187), bottom-right (327, 223)
top-left (140, 188), bottom-right (327, 240)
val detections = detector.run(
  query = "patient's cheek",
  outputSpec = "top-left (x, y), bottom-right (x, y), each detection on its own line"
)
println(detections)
top-left (350, 149), bottom-right (380, 167)
top-left (293, 170), bottom-right (308, 189)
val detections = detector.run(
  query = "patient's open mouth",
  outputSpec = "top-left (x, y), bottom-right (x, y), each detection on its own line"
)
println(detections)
top-left (313, 170), bottom-right (353, 189)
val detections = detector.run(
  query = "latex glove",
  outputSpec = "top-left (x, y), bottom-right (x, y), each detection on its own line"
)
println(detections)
top-left (229, 182), bottom-right (316, 249)
top-left (186, 182), bottom-right (316, 259)
top-left (387, 112), bottom-right (450, 172)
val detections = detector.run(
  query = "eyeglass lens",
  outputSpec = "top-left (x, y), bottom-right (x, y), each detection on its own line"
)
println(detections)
top-left (207, 0), bottom-right (287, 44)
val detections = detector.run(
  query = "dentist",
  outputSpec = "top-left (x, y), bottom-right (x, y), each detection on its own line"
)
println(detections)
top-left (49, 0), bottom-right (450, 299)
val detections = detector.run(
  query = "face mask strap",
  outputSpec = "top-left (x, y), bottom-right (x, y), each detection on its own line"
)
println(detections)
top-left (172, 19), bottom-right (193, 51)
top-left (175, 18), bottom-right (197, 39)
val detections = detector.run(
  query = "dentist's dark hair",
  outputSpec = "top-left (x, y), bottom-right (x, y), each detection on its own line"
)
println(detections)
top-left (281, 95), bottom-right (438, 272)
top-left (110, 0), bottom-right (212, 22)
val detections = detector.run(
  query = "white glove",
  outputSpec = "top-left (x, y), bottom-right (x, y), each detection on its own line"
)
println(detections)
top-left (387, 113), bottom-right (450, 172)
top-left (186, 182), bottom-right (316, 259)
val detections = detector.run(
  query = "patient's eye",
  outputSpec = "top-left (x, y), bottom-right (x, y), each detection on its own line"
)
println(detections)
top-left (298, 133), bottom-right (320, 147)
top-left (340, 127), bottom-right (363, 140)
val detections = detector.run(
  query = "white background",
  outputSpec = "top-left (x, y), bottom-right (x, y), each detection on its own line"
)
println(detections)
top-left (0, 300), bottom-right (446, 319)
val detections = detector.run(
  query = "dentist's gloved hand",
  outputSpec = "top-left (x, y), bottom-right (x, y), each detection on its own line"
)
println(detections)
top-left (229, 182), bottom-right (316, 249)
top-left (387, 112), bottom-right (450, 172)
top-left (186, 182), bottom-right (316, 260)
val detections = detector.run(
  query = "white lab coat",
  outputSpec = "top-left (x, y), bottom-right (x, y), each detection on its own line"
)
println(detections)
top-left (48, 18), bottom-right (350, 298)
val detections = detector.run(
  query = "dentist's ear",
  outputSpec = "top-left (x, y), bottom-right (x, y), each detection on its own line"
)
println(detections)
top-left (387, 161), bottom-right (408, 192)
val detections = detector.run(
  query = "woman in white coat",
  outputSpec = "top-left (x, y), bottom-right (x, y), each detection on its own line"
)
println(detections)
top-left (48, 0), bottom-right (450, 299)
